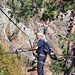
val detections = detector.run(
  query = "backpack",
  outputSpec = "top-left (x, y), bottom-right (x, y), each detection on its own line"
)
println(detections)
top-left (43, 41), bottom-right (52, 54)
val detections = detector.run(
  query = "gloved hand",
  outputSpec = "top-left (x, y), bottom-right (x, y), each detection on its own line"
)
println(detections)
top-left (42, 22), bottom-right (45, 24)
top-left (51, 50), bottom-right (53, 52)
top-left (29, 48), bottom-right (32, 51)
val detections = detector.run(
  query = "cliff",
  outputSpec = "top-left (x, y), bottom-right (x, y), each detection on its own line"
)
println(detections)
top-left (0, 0), bottom-right (74, 75)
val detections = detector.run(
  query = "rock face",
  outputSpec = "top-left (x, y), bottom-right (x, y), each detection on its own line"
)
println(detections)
top-left (0, 0), bottom-right (73, 55)
top-left (0, 8), bottom-right (36, 58)
top-left (0, 0), bottom-right (74, 75)
top-left (54, 10), bottom-right (72, 36)
top-left (0, 0), bottom-right (8, 8)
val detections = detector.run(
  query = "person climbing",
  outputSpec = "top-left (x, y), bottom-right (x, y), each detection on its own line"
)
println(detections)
top-left (41, 22), bottom-right (48, 40)
top-left (29, 33), bottom-right (47, 75)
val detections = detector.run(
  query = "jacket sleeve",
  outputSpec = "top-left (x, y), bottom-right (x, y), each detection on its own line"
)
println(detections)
top-left (37, 40), bottom-right (44, 48)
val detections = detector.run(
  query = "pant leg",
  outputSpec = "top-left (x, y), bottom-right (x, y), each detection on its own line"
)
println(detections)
top-left (37, 55), bottom-right (46, 75)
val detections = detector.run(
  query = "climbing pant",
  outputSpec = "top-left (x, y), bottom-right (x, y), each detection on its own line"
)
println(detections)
top-left (37, 54), bottom-right (46, 75)
top-left (43, 29), bottom-right (47, 35)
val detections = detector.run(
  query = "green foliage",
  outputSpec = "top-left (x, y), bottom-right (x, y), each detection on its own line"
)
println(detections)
top-left (7, 0), bottom-right (45, 23)
top-left (44, 1), bottom-right (56, 21)
top-left (0, 44), bottom-right (23, 75)
top-left (61, 43), bottom-right (67, 54)
top-left (7, 0), bottom-right (74, 23)
top-left (0, 69), bottom-right (6, 75)
top-left (59, 33), bottom-right (75, 53)
top-left (43, 0), bottom-right (74, 21)
top-left (34, 0), bottom-right (44, 8)
top-left (23, 0), bottom-right (31, 3)
top-left (59, 37), bottom-right (64, 42)
top-left (69, 33), bottom-right (75, 47)
top-left (50, 33), bottom-right (75, 75)
top-left (59, 36), bottom-right (67, 54)
top-left (50, 59), bottom-right (65, 75)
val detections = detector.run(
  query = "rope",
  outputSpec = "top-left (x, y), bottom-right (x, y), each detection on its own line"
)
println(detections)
top-left (0, 8), bottom-right (75, 58)
top-left (0, 50), bottom-right (18, 54)
top-left (0, 8), bottom-right (33, 47)
top-left (0, 8), bottom-right (28, 37)
top-left (0, 50), bottom-right (30, 55)
top-left (0, 7), bottom-right (34, 54)
top-left (0, 52), bottom-right (16, 54)
top-left (0, 50), bottom-right (75, 58)
top-left (53, 52), bottom-right (75, 58)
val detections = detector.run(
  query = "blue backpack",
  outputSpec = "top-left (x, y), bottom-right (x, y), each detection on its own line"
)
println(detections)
top-left (43, 41), bottom-right (52, 54)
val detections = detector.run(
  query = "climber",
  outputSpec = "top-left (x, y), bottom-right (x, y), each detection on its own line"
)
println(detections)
top-left (41, 22), bottom-right (48, 40)
top-left (29, 33), bottom-right (47, 75)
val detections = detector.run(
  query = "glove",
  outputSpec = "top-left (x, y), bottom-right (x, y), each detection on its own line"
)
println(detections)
top-left (29, 49), bottom-right (32, 51)
top-left (51, 50), bottom-right (53, 52)
top-left (42, 22), bottom-right (45, 24)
